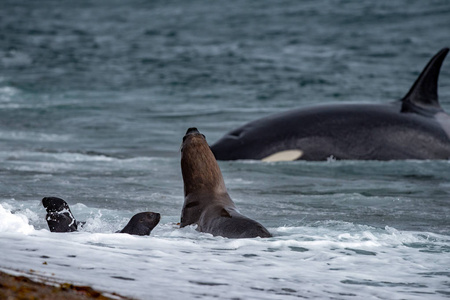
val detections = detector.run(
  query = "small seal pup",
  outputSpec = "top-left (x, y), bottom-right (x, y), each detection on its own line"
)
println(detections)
top-left (42, 197), bottom-right (160, 236)
top-left (42, 197), bottom-right (80, 232)
top-left (180, 128), bottom-right (272, 238)
top-left (118, 212), bottom-right (161, 235)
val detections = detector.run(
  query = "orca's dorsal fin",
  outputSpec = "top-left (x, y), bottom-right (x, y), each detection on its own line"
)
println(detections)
top-left (401, 48), bottom-right (449, 114)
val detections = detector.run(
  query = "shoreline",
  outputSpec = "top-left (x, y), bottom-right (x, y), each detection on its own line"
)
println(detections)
top-left (0, 269), bottom-right (132, 300)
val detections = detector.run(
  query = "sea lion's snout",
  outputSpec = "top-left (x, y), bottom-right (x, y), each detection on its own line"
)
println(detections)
top-left (152, 212), bottom-right (161, 222)
top-left (186, 127), bottom-right (199, 135)
top-left (182, 128), bottom-right (206, 147)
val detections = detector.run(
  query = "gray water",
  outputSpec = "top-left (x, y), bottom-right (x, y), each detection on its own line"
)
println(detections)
top-left (1, 1), bottom-right (450, 299)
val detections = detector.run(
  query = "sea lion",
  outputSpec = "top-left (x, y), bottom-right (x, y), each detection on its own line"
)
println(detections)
top-left (42, 197), bottom-right (160, 236)
top-left (180, 127), bottom-right (272, 238)
top-left (211, 48), bottom-right (450, 161)
top-left (118, 212), bottom-right (161, 236)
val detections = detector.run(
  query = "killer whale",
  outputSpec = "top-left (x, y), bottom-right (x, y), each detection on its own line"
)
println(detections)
top-left (211, 48), bottom-right (450, 161)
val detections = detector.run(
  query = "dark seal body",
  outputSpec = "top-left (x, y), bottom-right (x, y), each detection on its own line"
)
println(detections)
top-left (180, 128), bottom-right (271, 238)
top-left (211, 48), bottom-right (450, 161)
top-left (42, 197), bottom-right (160, 235)
top-left (118, 212), bottom-right (160, 236)
top-left (42, 197), bottom-right (79, 232)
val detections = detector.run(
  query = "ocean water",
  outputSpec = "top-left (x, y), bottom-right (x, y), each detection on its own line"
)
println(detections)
top-left (1, 0), bottom-right (450, 299)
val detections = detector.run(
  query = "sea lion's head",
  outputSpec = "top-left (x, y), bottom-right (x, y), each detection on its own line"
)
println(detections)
top-left (181, 128), bottom-right (226, 196)
top-left (119, 212), bottom-right (161, 236)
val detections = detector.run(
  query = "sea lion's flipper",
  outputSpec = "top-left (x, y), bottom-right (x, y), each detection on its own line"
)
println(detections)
top-left (42, 197), bottom-right (78, 232)
top-left (220, 208), bottom-right (232, 218)
top-left (119, 212), bottom-right (161, 236)
top-left (401, 48), bottom-right (449, 115)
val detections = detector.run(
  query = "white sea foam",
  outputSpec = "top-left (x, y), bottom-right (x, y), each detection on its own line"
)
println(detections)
top-left (0, 203), bottom-right (34, 234)
top-left (0, 202), bottom-right (448, 300)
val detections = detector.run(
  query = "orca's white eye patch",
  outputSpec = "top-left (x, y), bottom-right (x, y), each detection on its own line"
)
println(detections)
top-left (262, 150), bottom-right (303, 162)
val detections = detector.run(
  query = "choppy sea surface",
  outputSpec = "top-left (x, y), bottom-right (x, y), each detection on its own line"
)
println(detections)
top-left (1, 1), bottom-right (450, 299)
